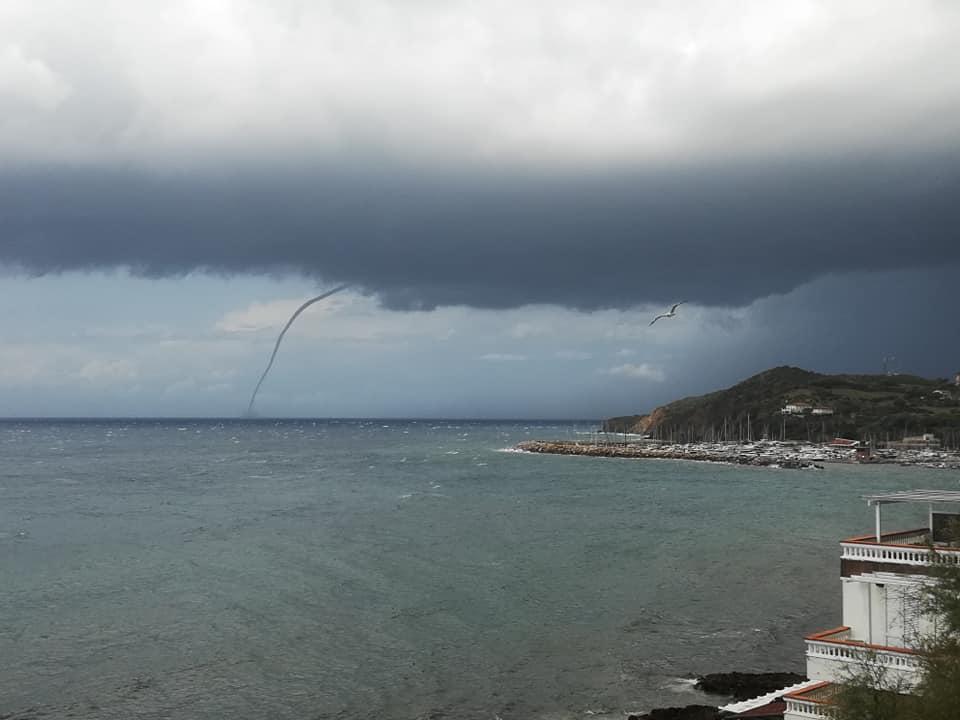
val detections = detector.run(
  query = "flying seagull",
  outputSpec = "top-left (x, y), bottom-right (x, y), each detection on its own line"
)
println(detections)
top-left (649, 301), bottom-right (687, 326)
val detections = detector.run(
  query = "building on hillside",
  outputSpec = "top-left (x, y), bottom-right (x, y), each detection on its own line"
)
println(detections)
top-left (886, 434), bottom-right (941, 450)
top-left (954, 371), bottom-right (960, 387)
top-left (811, 407), bottom-right (834, 416)
top-left (722, 490), bottom-right (960, 719)
top-left (782, 403), bottom-right (811, 415)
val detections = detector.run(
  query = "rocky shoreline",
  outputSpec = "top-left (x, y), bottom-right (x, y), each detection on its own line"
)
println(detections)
top-left (627, 707), bottom-right (722, 720)
top-left (513, 439), bottom-right (960, 470)
top-left (625, 672), bottom-right (807, 720)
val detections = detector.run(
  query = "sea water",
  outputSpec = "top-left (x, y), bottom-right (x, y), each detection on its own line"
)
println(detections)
top-left (1, 420), bottom-right (955, 719)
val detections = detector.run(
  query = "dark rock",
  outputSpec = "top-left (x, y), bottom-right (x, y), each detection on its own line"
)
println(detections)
top-left (627, 705), bottom-right (723, 720)
top-left (695, 671), bottom-right (806, 701)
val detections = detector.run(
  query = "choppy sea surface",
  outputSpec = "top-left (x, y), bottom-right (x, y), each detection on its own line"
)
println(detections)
top-left (2, 419), bottom-right (957, 720)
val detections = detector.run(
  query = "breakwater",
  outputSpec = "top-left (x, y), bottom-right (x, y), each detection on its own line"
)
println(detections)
top-left (516, 439), bottom-right (821, 468)
top-left (514, 439), bottom-right (960, 469)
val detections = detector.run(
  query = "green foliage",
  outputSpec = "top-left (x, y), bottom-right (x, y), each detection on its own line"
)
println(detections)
top-left (831, 673), bottom-right (918, 720)
top-left (911, 640), bottom-right (960, 720)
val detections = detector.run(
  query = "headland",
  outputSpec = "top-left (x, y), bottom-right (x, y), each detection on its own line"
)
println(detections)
top-left (602, 366), bottom-right (960, 449)
top-left (518, 365), bottom-right (960, 468)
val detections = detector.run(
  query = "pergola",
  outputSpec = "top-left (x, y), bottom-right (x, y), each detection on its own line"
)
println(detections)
top-left (864, 490), bottom-right (960, 542)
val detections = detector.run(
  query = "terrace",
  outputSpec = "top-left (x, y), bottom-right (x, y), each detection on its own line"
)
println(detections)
top-left (840, 490), bottom-right (960, 568)
top-left (783, 682), bottom-right (836, 719)
top-left (805, 626), bottom-right (921, 688)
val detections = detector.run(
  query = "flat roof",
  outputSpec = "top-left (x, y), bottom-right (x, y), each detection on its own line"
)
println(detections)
top-left (865, 490), bottom-right (960, 506)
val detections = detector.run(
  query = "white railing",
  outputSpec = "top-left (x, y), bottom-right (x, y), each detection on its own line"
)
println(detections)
top-left (785, 697), bottom-right (830, 718)
top-left (840, 542), bottom-right (960, 566)
top-left (784, 683), bottom-right (837, 719)
top-left (806, 639), bottom-right (921, 673)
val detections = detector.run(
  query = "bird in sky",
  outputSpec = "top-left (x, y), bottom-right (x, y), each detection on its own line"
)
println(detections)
top-left (649, 301), bottom-right (687, 326)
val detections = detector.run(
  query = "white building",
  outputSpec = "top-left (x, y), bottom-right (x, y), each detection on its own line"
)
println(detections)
top-left (723, 490), bottom-right (960, 719)
top-left (887, 434), bottom-right (941, 450)
top-left (811, 407), bottom-right (834, 416)
top-left (782, 403), bottom-right (812, 415)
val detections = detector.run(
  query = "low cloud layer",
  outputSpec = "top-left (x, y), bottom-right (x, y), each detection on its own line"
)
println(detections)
top-left (2, 156), bottom-right (958, 309)
top-left (605, 363), bottom-right (665, 382)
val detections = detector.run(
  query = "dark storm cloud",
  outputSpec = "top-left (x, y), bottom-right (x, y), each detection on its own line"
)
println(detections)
top-left (2, 152), bottom-right (959, 310)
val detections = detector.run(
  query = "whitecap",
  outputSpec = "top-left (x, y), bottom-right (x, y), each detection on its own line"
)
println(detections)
top-left (662, 677), bottom-right (699, 692)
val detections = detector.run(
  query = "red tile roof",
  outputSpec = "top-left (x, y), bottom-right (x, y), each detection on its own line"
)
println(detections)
top-left (728, 699), bottom-right (786, 718)
top-left (828, 438), bottom-right (859, 447)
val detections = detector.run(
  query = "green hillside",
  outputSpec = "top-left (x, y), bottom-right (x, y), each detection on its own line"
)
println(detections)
top-left (603, 366), bottom-right (960, 447)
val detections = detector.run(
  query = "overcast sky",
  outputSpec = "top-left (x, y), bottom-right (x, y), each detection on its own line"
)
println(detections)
top-left (1, 1), bottom-right (958, 417)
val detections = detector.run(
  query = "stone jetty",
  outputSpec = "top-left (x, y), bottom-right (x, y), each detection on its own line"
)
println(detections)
top-left (514, 439), bottom-right (822, 468)
top-left (513, 439), bottom-right (960, 469)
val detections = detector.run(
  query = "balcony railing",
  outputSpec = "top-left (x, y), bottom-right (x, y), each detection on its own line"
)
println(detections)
top-left (841, 529), bottom-right (960, 567)
top-left (806, 627), bottom-right (920, 670)
top-left (841, 542), bottom-right (960, 566)
top-left (784, 682), bottom-right (835, 719)
top-left (785, 696), bottom-right (830, 718)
